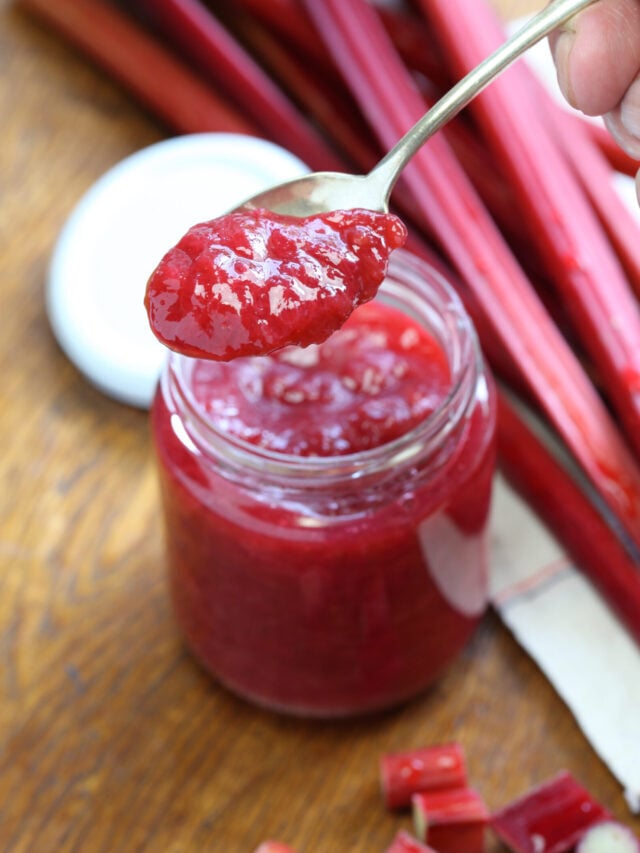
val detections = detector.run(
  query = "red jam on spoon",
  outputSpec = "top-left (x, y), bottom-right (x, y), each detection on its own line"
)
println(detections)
top-left (144, 207), bottom-right (407, 360)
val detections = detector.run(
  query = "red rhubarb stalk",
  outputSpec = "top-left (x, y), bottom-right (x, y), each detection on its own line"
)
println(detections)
top-left (380, 743), bottom-right (467, 811)
top-left (412, 787), bottom-right (488, 853)
top-left (579, 116), bottom-right (640, 178)
top-left (491, 771), bottom-right (611, 853)
top-left (545, 104), bottom-right (640, 301)
top-left (497, 394), bottom-right (640, 647)
top-left (303, 0), bottom-right (640, 551)
top-left (18, 0), bottom-right (254, 137)
top-left (227, 0), bottom-right (329, 70)
top-left (232, 15), bottom-right (379, 170)
top-left (253, 843), bottom-right (298, 853)
top-left (441, 118), bottom-right (527, 248)
top-left (374, 6), bottom-right (451, 92)
top-left (416, 0), bottom-right (640, 460)
top-left (127, 0), bottom-right (341, 172)
top-left (229, 0), bottom-right (449, 89)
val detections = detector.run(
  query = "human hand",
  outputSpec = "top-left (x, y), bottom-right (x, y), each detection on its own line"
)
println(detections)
top-left (549, 0), bottom-right (640, 198)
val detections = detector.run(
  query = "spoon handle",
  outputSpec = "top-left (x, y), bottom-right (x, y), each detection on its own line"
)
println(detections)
top-left (369, 0), bottom-right (598, 203)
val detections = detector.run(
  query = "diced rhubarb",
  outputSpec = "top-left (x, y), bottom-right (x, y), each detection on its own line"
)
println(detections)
top-left (380, 743), bottom-right (467, 810)
top-left (491, 771), bottom-right (611, 853)
top-left (412, 787), bottom-right (488, 853)
top-left (386, 829), bottom-right (438, 853)
top-left (577, 821), bottom-right (640, 852)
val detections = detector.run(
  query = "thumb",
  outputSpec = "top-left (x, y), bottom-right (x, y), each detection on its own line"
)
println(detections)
top-left (549, 0), bottom-right (640, 116)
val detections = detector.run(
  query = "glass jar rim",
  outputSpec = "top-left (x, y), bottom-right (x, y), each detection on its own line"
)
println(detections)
top-left (165, 249), bottom-right (483, 483)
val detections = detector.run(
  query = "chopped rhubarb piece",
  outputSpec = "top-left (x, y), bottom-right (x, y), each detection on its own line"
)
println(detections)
top-left (412, 787), bottom-right (488, 853)
top-left (577, 821), bottom-right (640, 852)
top-left (380, 743), bottom-right (467, 810)
top-left (491, 771), bottom-right (611, 853)
top-left (253, 843), bottom-right (298, 853)
top-left (386, 829), bottom-right (438, 853)
top-left (145, 207), bottom-right (407, 360)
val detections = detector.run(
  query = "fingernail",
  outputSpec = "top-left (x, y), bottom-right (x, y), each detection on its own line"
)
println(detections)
top-left (621, 78), bottom-right (640, 139)
top-left (604, 111), bottom-right (640, 160)
top-left (553, 29), bottom-right (577, 107)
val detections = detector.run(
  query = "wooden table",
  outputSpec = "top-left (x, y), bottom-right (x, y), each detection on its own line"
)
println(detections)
top-left (1, 1), bottom-right (638, 850)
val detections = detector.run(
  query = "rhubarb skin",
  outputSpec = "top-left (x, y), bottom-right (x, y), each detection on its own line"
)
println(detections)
top-left (380, 743), bottom-right (467, 810)
top-left (497, 394), bottom-right (640, 648)
top-left (386, 829), bottom-right (438, 853)
top-left (127, 0), bottom-right (343, 172)
top-left (412, 787), bottom-right (488, 853)
top-left (491, 771), bottom-right (611, 853)
top-left (17, 0), bottom-right (255, 137)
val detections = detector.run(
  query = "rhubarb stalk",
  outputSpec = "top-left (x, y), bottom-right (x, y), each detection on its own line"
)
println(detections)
top-left (303, 0), bottom-right (640, 551)
top-left (127, 0), bottom-right (341, 172)
top-left (545, 104), bottom-right (640, 301)
top-left (497, 394), bottom-right (640, 647)
top-left (18, 0), bottom-right (255, 137)
top-left (231, 15), bottom-right (379, 170)
top-left (415, 0), bottom-right (640, 460)
top-left (580, 117), bottom-right (640, 178)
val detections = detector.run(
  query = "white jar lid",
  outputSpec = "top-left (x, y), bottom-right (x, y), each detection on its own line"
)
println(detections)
top-left (47, 133), bottom-right (309, 408)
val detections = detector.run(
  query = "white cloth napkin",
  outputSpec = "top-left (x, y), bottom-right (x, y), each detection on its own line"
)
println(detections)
top-left (489, 477), bottom-right (640, 812)
top-left (489, 20), bottom-right (640, 812)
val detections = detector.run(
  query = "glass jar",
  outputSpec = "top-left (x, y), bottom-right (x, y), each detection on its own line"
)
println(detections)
top-left (151, 249), bottom-right (496, 717)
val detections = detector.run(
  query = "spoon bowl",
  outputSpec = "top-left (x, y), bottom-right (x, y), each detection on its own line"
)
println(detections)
top-left (239, 171), bottom-right (385, 217)
top-left (237, 0), bottom-right (597, 219)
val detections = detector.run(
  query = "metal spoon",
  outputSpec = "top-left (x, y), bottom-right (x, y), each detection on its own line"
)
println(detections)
top-left (238, 0), bottom-right (597, 217)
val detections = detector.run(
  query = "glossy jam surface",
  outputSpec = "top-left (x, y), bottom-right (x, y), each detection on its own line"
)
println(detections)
top-left (145, 207), bottom-right (407, 360)
top-left (152, 285), bottom-right (496, 716)
top-left (190, 301), bottom-right (451, 456)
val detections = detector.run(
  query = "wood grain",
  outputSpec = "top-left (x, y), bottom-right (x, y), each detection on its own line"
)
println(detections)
top-left (1, 0), bottom-right (638, 850)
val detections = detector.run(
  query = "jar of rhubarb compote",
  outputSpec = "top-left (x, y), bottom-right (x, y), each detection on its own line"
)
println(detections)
top-left (151, 249), bottom-right (496, 717)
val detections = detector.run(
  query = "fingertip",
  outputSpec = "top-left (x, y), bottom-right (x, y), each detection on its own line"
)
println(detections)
top-left (551, 28), bottom-right (578, 108)
top-left (555, 0), bottom-right (640, 116)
